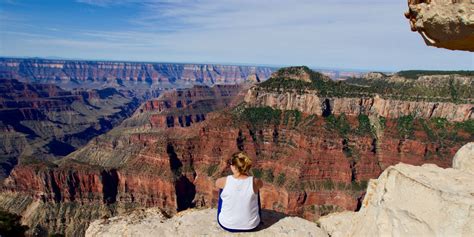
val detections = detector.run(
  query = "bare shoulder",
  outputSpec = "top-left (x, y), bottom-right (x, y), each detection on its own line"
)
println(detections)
top-left (215, 176), bottom-right (227, 189)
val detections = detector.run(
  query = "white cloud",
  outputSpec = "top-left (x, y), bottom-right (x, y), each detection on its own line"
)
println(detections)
top-left (2, 0), bottom-right (473, 70)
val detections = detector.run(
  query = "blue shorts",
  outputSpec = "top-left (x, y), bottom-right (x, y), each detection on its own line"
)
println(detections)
top-left (217, 189), bottom-right (262, 232)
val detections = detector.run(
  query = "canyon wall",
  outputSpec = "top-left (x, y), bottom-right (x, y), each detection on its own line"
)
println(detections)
top-left (244, 90), bottom-right (473, 122)
top-left (0, 79), bottom-right (141, 179)
top-left (0, 58), bottom-right (274, 86)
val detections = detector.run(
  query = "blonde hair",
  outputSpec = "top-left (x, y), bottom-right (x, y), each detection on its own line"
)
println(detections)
top-left (230, 152), bottom-right (252, 174)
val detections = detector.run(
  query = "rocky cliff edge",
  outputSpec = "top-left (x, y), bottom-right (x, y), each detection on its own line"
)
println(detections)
top-left (86, 208), bottom-right (328, 237)
top-left (319, 142), bottom-right (474, 237)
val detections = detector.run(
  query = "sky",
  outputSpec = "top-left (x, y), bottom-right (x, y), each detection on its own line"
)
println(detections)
top-left (0, 0), bottom-right (473, 71)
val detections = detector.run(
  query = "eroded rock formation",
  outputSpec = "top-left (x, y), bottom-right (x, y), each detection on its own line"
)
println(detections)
top-left (405, 0), bottom-right (474, 51)
top-left (319, 142), bottom-right (474, 236)
top-left (136, 84), bottom-right (246, 128)
top-left (0, 79), bottom-right (140, 178)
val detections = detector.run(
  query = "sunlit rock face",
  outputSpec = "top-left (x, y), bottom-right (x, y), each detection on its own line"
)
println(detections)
top-left (405, 0), bottom-right (474, 52)
top-left (85, 208), bottom-right (329, 237)
top-left (319, 143), bottom-right (474, 237)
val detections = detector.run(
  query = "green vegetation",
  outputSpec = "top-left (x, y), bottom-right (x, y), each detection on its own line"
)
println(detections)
top-left (356, 114), bottom-right (373, 135)
top-left (0, 209), bottom-right (28, 237)
top-left (397, 70), bottom-right (474, 79)
top-left (241, 107), bottom-right (281, 126)
top-left (237, 107), bottom-right (304, 129)
top-left (419, 118), bottom-right (473, 143)
top-left (397, 115), bottom-right (415, 138)
top-left (276, 173), bottom-right (286, 186)
top-left (455, 120), bottom-right (474, 135)
top-left (263, 169), bottom-right (274, 183)
top-left (251, 168), bottom-right (263, 179)
top-left (283, 110), bottom-right (302, 127)
top-left (379, 116), bottom-right (387, 130)
top-left (325, 114), bottom-right (351, 136)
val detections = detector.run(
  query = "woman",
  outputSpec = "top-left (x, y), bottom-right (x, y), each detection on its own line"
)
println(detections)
top-left (215, 152), bottom-right (263, 232)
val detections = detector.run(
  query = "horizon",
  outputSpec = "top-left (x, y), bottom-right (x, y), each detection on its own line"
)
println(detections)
top-left (1, 0), bottom-right (473, 71)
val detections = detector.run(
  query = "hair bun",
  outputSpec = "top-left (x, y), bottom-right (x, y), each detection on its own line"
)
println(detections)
top-left (231, 152), bottom-right (252, 174)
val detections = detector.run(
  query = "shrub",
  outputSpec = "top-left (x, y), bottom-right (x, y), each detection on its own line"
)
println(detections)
top-left (241, 107), bottom-right (281, 127)
top-left (251, 168), bottom-right (263, 179)
top-left (263, 169), bottom-right (274, 183)
top-left (325, 114), bottom-right (351, 136)
top-left (357, 114), bottom-right (373, 135)
top-left (276, 173), bottom-right (286, 186)
top-left (397, 115), bottom-right (415, 138)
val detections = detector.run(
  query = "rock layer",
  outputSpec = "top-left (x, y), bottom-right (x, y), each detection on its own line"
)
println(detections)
top-left (245, 90), bottom-right (473, 122)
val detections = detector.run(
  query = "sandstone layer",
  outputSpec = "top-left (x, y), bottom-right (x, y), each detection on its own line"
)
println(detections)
top-left (86, 208), bottom-right (328, 237)
top-left (245, 91), bottom-right (473, 122)
top-left (405, 0), bottom-right (474, 51)
top-left (247, 71), bottom-right (474, 122)
top-left (319, 143), bottom-right (474, 236)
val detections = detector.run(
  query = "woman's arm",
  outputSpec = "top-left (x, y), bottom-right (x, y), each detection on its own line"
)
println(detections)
top-left (215, 177), bottom-right (226, 189)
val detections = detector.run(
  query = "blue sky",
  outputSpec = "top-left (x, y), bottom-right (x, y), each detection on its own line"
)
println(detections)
top-left (0, 0), bottom-right (472, 71)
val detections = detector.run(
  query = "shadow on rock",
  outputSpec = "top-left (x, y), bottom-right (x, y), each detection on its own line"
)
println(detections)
top-left (254, 209), bottom-right (288, 231)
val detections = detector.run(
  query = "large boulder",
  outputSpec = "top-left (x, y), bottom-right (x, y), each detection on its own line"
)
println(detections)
top-left (453, 142), bottom-right (474, 174)
top-left (86, 208), bottom-right (328, 237)
top-left (405, 0), bottom-right (474, 52)
top-left (319, 162), bottom-right (474, 236)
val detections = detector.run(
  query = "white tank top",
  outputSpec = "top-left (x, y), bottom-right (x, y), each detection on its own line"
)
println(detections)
top-left (218, 175), bottom-right (260, 230)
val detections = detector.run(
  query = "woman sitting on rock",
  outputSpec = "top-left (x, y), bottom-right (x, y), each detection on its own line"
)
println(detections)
top-left (215, 152), bottom-right (263, 232)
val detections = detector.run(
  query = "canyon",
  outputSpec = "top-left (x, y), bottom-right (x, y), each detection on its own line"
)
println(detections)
top-left (0, 66), bottom-right (472, 236)
top-left (0, 78), bottom-right (141, 179)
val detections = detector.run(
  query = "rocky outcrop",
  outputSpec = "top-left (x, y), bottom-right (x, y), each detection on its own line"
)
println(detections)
top-left (405, 0), bottom-right (474, 51)
top-left (86, 208), bottom-right (328, 237)
top-left (452, 142), bottom-right (474, 173)
top-left (0, 58), bottom-right (274, 86)
top-left (319, 142), bottom-right (474, 236)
